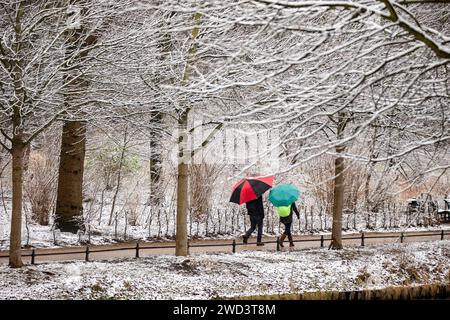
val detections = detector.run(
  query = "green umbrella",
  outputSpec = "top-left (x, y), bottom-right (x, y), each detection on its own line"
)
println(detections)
top-left (268, 184), bottom-right (300, 207)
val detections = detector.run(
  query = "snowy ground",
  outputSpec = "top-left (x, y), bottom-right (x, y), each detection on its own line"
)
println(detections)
top-left (0, 240), bottom-right (448, 300)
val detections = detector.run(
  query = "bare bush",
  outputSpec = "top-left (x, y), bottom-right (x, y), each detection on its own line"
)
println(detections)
top-left (303, 155), bottom-right (399, 216)
top-left (125, 192), bottom-right (141, 227)
top-left (344, 162), bottom-right (367, 212)
top-left (189, 163), bottom-right (224, 222)
top-left (24, 150), bottom-right (58, 225)
top-left (302, 156), bottom-right (335, 215)
top-left (398, 173), bottom-right (450, 203)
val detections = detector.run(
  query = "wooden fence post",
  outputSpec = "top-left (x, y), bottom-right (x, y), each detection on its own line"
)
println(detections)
top-left (304, 206), bottom-right (308, 231)
top-left (236, 208), bottom-right (240, 234)
top-left (231, 209), bottom-right (235, 233)
top-left (299, 206), bottom-right (302, 233)
top-left (148, 208), bottom-right (152, 238)
top-left (243, 210), bottom-right (247, 232)
top-left (319, 208), bottom-right (323, 231)
top-left (217, 209), bottom-right (221, 234)
top-left (157, 209), bottom-right (161, 237)
top-left (196, 219), bottom-right (200, 237)
top-left (346, 211), bottom-right (349, 230)
top-left (189, 208), bottom-right (193, 237)
top-left (374, 209), bottom-right (377, 229)
top-left (205, 208), bottom-right (209, 236)
top-left (165, 208), bottom-right (170, 236)
top-left (31, 249), bottom-right (36, 265)
top-left (271, 208), bottom-right (275, 234)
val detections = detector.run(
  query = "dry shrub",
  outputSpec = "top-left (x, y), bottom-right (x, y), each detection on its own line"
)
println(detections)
top-left (189, 162), bottom-right (223, 222)
top-left (302, 155), bottom-right (367, 213)
top-left (302, 155), bottom-right (398, 214)
top-left (24, 151), bottom-right (58, 225)
top-left (125, 192), bottom-right (140, 226)
top-left (398, 173), bottom-right (450, 202)
top-left (344, 162), bottom-right (367, 212)
top-left (302, 156), bottom-right (334, 213)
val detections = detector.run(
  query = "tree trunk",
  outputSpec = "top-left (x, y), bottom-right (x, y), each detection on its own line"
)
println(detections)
top-left (175, 112), bottom-right (189, 256)
top-left (174, 12), bottom-right (201, 256)
top-left (146, 20), bottom-right (171, 206)
top-left (176, 162), bottom-right (189, 255)
top-left (149, 112), bottom-right (162, 205)
top-left (8, 1), bottom-right (26, 268)
top-left (55, 121), bottom-right (86, 233)
top-left (330, 149), bottom-right (345, 249)
top-left (330, 111), bottom-right (349, 250)
top-left (54, 7), bottom-right (96, 233)
top-left (9, 139), bottom-right (25, 267)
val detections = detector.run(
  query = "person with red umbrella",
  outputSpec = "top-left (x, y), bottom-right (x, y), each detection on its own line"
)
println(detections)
top-left (230, 175), bottom-right (274, 246)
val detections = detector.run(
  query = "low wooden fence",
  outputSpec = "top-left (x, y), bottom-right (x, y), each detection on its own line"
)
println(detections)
top-left (0, 230), bottom-right (447, 265)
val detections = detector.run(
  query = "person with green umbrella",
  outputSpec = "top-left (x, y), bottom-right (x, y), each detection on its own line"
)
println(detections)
top-left (268, 184), bottom-right (300, 247)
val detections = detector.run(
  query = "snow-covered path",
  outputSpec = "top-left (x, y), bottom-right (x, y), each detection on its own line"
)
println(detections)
top-left (0, 230), bottom-right (448, 265)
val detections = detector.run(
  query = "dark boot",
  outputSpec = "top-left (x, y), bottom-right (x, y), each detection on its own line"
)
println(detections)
top-left (242, 235), bottom-right (249, 244)
top-left (288, 235), bottom-right (295, 247)
top-left (279, 234), bottom-right (287, 247)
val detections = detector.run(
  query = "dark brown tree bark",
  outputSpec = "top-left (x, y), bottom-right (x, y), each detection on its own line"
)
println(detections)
top-left (55, 121), bottom-right (86, 232)
top-left (330, 147), bottom-right (345, 250)
top-left (54, 6), bottom-right (96, 233)
top-left (9, 137), bottom-right (25, 267)
top-left (330, 111), bottom-right (349, 250)
top-left (8, 2), bottom-right (26, 267)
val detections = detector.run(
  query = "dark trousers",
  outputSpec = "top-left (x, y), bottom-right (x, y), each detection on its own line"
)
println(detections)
top-left (282, 222), bottom-right (292, 236)
top-left (245, 215), bottom-right (264, 242)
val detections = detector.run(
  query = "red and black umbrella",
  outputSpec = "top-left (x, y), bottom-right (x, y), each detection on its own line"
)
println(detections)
top-left (230, 175), bottom-right (274, 205)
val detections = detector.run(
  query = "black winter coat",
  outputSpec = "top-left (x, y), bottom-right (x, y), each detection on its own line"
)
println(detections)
top-left (246, 197), bottom-right (265, 217)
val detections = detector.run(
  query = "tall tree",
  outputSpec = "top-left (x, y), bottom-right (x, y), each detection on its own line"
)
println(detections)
top-left (55, 3), bottom-right (96, 233)
top-left (0, 0), bottom-right (152, 266)
top-left (175, 12), bottom-right (202, 256)
top-left (0, 1), bottom-right (70, 266)
top-left (330, 112), bottom-right (350, 249)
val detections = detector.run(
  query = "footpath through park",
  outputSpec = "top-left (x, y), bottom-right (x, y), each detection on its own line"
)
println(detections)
top-left (0, 229), bottom-right (448, 265)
